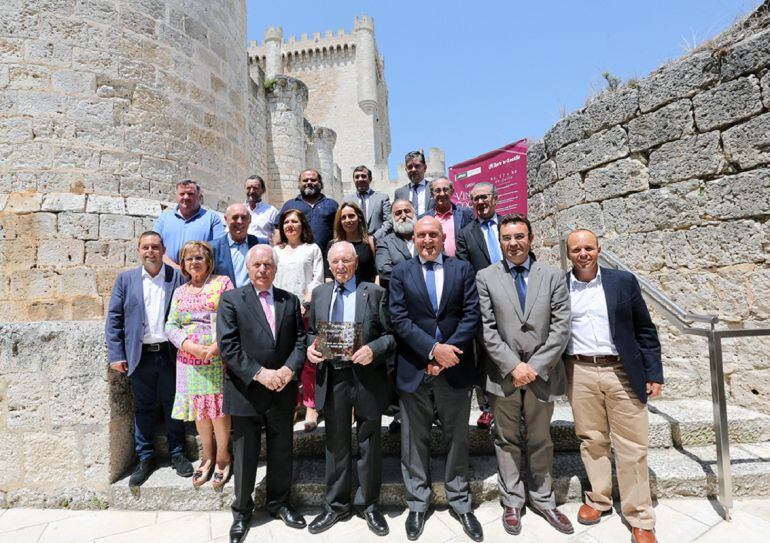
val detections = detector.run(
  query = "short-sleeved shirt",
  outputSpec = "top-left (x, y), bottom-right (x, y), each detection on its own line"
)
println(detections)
top-left (153, 206), bottom-right (225, 264)
top-left (276, 195), bottom-right (339, 256)
top-left (246, 200), bottom-right (279, 244)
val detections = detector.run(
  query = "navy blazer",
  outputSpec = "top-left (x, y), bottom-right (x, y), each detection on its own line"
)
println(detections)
top-left (105, 264), bottom-right (184, 375)
top-left (210, 234), bottom-right (260, 287)
top-left (567, 267), bottom-right (663, 403)
top-left (389, 256), bottom-right (481, 393)
top-left (424, 204), bottom-right (475, 240)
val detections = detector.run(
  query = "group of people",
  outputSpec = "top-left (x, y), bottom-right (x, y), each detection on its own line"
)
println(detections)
top-left (105, 150), bottom-right (663, 543)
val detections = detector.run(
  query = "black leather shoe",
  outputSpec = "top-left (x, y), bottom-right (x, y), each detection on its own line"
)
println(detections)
top-left (531, 506), bottom-right (574, 534)
top-left (449, 509), bottom-right (484, 542)
top-left (229, 516), bottom-right (251, 543)
top-left (270, 505), bottom-right (307, 529)
top-left (358, 509), bottom-right (389, 536)
top-left (128, 458), bottom-right (157, 487)
top-left (171, 453), bottom-right (194, 478)
top-left (308, 509), bottom-right (352, 534)
top-left (405, 511), bottom-right (426, 541)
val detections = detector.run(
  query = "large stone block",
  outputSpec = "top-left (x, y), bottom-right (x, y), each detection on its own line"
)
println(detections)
top-left (582, 87), bottom-right (639, 135)
top-left (664, 221), bottom-right (766, 269)
top-left (41, 192), bottom-right (86, 212)
top-left (52, 70), bottom-right (96, 95)
top-left (0, 434), bottom-right (22, 486)
top-left (721, 27), bottom-right (770, 80)
top-left (627, 99), bottom-right (694, 152)
top-left (0, 117), bottom-right (32, 143)
top-left (125, 197), bottom-right (162, 217)
top-left (655, 269), bottom-right (753, 321)
top-left (529, 159), bottom-right (557, 195)
top-left (23, 431), bottom-right (80, 485)
top-left (526, 140), bottom-right (547, 177)
top-left (762, 71), bottom-right (770, 109)
top-left (544, 112), bottom-right (587, 154)
top-left (99, 213), bottom-right (135, 240)
top-left (649, 131), bottom-right (726, 184)
top-left (8, 211), bottom-right (58, 239)
top-left (86, 194), bottom-right (125, 214)
top-left (722, 112), bottom-right (770, 170)
top-left (584, 158), bottom-right (649, 202)
top-left (702, 169), bottom-right (770, 220)
top-left (6, 372), bottom-right (48, 428)
top-left (8, 65), bottom-right (51, 90)
top-left (748, 269), bottom-right (770, 320)
top-left (27, 300), bottom-right (66, 320)
top-left (60, 267), bottom-right (98, 297)
top-left (693, 76), bottom-right (763, 132)
top-left (58, 211), bottom-right (99, 239)
top-left (37, 237), bottom-right (85, 266)
top-left (9, 269), bottom-right (61, 300)
top-left (556, 203), bottom-right (604, 237)
top-left (5, 192), bottom-right (43, 213)
top-left (602, 231), bottom-right (667, 272)
top-left (729, 368), bottom-right (770, 416)
top-left (638, 51), bottom-right (720, 112)
top-left (50, 374), bottom-right (110, 426)
top-left (70, 294), bottom-right (104, 320)
top-left (85, 240), bottom-right (126, 267)
top-left (550, 173), bottom-right (584, 210)
top-left (555, 125), bottom-right (628, 177)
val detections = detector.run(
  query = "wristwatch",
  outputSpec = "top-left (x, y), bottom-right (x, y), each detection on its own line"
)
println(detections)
top-left (302, 300), bottom-right (311, 309)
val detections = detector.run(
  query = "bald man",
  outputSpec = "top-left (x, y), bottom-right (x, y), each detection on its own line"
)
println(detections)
top-left (211, 203), bottom-right (261, 288)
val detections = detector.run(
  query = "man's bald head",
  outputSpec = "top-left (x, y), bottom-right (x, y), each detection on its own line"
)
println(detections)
top-left (414, 216), bottom-right (445, 262)
top-left (566, 229), bottom-right (599, 251)
top-left (566, 229), bottom-right (601, 281)
top-left (247, 245), bottom-right (276, 291)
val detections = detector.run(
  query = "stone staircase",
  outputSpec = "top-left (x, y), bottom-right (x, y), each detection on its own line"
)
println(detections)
top-left (110, 399), bottom-right (770, 511)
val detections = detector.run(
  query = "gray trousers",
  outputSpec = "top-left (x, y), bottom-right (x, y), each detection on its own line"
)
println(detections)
top-left (399, 375), bottom-right (473, 514)
top-left (490, 388), bottom-right (556, 509)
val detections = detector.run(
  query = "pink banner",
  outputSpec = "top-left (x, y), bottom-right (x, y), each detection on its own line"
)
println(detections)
top-left (449, 139), bottom-right (528, 216)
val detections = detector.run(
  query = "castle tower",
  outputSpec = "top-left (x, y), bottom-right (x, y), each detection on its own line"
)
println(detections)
top-left (353, 16), bottom-right (378, 114)
top-left (264, 26), bottom-right (284, 80)
top-left (426, 147), bottom-right (447, 179)
top-left (311, 127), bottom-right (338, 197)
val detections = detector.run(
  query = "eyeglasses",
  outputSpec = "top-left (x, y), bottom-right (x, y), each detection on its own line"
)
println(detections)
top-left (184, 256), bottom-right (206, 263)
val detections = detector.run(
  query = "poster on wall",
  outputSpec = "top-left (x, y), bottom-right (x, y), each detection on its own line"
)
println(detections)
top-left (449, 138), bottom-right (528, 216)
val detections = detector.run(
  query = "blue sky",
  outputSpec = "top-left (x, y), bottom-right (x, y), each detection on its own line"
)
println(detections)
top-left (246, 0), bottom-right (762, 177)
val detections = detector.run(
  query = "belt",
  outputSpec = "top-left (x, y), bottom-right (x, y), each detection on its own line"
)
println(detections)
top-left (566, 354), bottom-right (620, 365)
top-left (329, 360), bottom-right (353, 370)
top-left (142, 342), bottom-right (169, 352)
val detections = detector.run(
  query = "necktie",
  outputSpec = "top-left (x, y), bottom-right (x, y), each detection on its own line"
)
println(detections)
top-left (513, 265), bottom-right (527, 312)
top-left (331, 283), bottom-right (345, 322)
top-left (411, 184), bottom-right (420, 215)
top-left (424, 262), bottom-right (443, 341)
top-left (484, 219), bottom-right (502, 264)
top-left (359, 192), bottom-right (368, 221)
top-left (259, 291), bottom-right (275, 338)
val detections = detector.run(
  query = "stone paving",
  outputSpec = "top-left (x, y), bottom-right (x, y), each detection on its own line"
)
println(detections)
top-left (2, 497), bottom-right (769, 543)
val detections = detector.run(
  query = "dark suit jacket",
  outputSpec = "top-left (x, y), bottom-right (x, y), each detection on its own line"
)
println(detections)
top-left (425, 204), bottom-right (475, 239)
top-left (456, 219), bottom-right (496, 273)
top-left (375, 232), bottom-right (413, 289)
top-left (567, 267), bottom-right (663, 403)
top-left (394, 180), bottom-right (435, 215)
top-left (389, 256), bottom-right (481, 393)
top-left (306, 281), bottom-right (395, 419)
top-left (217, 285), bottom-right (307, 416)
top-left (210, 234), bottom-right (260, 287)
top-left (105, 264), bottom-right (184, 375)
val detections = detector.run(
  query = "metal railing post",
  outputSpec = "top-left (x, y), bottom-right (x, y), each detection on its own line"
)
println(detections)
top-left (707, 324), bottom-right (733, 520)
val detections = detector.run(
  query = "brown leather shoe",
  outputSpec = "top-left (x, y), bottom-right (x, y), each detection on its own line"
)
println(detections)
top-left (502, 506), bottom-right (522, 535)
top-left (531, 506), bottom-right (574, 534)
top-left (577, 503), bottom-right (607, 525)
top-left (632, 528), bottom-right (657, 543)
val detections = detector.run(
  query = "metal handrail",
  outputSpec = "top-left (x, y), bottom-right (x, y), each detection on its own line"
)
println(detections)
top-left (558, 235), bottom-right (770, 521)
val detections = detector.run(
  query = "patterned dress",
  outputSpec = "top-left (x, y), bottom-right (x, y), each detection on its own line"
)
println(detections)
top-left (166, 275), bottom-right (233, 421)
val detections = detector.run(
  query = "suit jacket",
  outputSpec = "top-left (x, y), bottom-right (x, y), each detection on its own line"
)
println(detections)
top-left (566, 267), bottom-right (663, 403)
top-left (425, 204), bottom-right (475, 239)
top-left (210, 234), bottom-right (260, 287)
top-left (375, 232), bottom-right (414, 288)
top-left (394, 180), bottom-right (435, 215)
top-left (217, 284), bottom-right (307, 416)
top-left (389, 256), bottom-right (481, 393)
top-left (477, 260), bottom-right (571, 401)
top-left (343, 191), bottom-right (392, 241)
top-left (105, 264), bottom-right (184, 375)
top-left (306, 281), bottom-right (395, 419)
top-left (456, 219), bottom-right (496, 273)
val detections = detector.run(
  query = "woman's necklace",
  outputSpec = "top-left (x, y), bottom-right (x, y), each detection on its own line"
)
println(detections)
top-left (187, 276), bottom-right (209, 294)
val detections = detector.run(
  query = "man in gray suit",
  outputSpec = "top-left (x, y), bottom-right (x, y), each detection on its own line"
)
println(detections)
top-left (375, 199), bottom-right (416, 291)
top-left (476, 214), bottom-right (573, 536)
top-left (343, 165), bottom-right (392, 241)
top-left (394, 150), bottom-right (434, 216)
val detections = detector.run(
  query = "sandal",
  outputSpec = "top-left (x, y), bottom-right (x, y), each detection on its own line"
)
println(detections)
top-left (192, 460), bottom-right (213, 488)
top-left (211, 463), bottom-right (230, 490)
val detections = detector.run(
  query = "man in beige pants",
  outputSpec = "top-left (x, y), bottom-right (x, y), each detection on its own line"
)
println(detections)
top-left (564, 230), bottom-right (663, 543)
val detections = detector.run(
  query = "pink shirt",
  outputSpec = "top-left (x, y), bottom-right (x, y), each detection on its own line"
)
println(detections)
top-left (435, 209), bottom-right (457, 257)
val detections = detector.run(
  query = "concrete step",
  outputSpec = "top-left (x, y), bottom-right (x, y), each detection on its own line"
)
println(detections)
top-left (152, 399), bottom-right (770, 459)
top-left (111, 441), bottom-right (770, 511)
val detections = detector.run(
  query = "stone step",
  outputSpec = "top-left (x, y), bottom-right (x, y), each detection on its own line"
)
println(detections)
top-left (152, 399), bottom-right (770, 459)
top-left (111, 441), bottom-right (770, 511)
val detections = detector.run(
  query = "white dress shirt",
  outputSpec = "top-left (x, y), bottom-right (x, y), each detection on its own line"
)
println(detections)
top-left (246, 200), bottom-right (279, 243)
top-left (141, 266), bottom-right (167, 344)
top-left (567, 269), bottom-right (619, 356)
top-left (418, 253), bottom-right (444, 307)
top-left (411, 180), bottom-right (429, 216)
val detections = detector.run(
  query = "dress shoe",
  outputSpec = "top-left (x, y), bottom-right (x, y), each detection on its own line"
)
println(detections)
top-left (388, 419), bottom-right (401, 433)
top-left (449, 509), bottom-right (484, 542)
top-left (476, 411), bottom-right (494, 429)
top-left (632, 527), bottom-right (657, 543)
top-left (531, 506), bottom-right (574, 534)
top-left (270, 505), bottom-right (307, 529)
top-left (577, 503), bottom-right (609, 525)
top-left (171, 453), bottom-right (194, 478)
top-left (404, 511), bottom-right (426, 541)
top-left (502, 506), bottom-right (522, 535)
top-left (358, 509), bottom-right (389, 536)
top-left (229, 516), bottom-right (251, 543)
top-left (129, 458), bottom-right (157, 487)
top-left (308, 509), bottom-right (352, 534)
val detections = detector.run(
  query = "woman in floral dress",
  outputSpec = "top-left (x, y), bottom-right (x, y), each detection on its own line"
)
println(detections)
top-left (166, 240), bottom-right (233, 489)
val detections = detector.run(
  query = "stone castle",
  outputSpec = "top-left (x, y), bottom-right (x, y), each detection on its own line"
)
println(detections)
top-left (0, 0), bottom-right (769, 511)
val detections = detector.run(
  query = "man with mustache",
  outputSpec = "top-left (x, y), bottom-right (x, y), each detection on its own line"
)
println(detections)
top-left (375, 199), bottom-right (417, 291)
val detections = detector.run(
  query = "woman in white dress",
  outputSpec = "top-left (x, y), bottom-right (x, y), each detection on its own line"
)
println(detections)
top-left (272, 209), bottom-right (324, 431)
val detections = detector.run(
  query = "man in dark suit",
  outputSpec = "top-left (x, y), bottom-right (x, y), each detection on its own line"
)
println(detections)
top-left (217, 245), bottom-right (308, 543)
top-left (564, 229), bottom-right (663, 543)
top-left (389, 216), bottom-right (483, 542)
top-left (375, 199), bottom-right (416, 291)
top-left (105, 231), bottom-right (192, 487)
top-left (343, 165), bottom-right (392, 241)
top-left (304, 241), bottom-right (395, 536)
top-left (424, 177), bottom-right (474, 257)
top-left (477, 214), bottom-right (573, 536)
top-left (394, 150), bottom-right (434, 216)
top-left (211, 203), bottom-right (260, 288)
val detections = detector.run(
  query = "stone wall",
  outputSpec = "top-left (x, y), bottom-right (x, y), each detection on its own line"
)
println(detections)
top-left (526, 3), bottom-right (770, 413)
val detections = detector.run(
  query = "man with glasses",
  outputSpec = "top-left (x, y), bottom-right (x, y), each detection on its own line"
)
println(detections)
top-left (424, 177), bottom-right (474, 257)
top-left (394, 150), bottom-right (434, 216)
top-left (343, 165), bottom-right (393, 241)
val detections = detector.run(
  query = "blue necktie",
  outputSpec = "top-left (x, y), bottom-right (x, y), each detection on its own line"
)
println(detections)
top-left (331, 284), bottom-right (345, 322)
top-left (412, 184), bottom-right (420, 215)
top-left (424, 261), bottom-right (443, 341)
top-left (513, 265), bottom-right (527, 312)
top-left (484, 220), bottom-right (502, 263)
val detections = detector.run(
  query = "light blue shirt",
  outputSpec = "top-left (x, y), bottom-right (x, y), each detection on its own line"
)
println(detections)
top-left (505, 255), bottom-right (531, 285)
top-left (328, 276), bottom-right (357, 322)
top-left (153, 206), bottom-right (225, 263)
top-left (228, 234), bottom-right (249, 288)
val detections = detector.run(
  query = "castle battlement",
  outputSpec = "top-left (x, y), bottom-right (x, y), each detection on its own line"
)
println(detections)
top-left (248, 33), bottom-right (356, 64)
